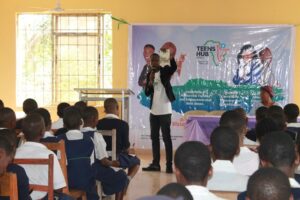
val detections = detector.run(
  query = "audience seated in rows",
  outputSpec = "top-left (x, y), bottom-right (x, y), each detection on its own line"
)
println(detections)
top-left (51, 102), bottom-right (70, 130)
top-left (16, 98), bottom-right (38, 129)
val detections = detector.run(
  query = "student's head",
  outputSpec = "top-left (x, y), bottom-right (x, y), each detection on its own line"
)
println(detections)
top-left (174, 141), bottom-right (212, 186)
top-left (0, 107), bottom-right (16, 129)
top-left (210, 126), bottom-right (240, 161)
top-left (23, 98), bottom-right (38, 115)
top-left (74, 101), bottom-right (87, 116)
top-left (0, 99), bottom-right (4, 109)
top-left (255, 117), bottom-right (280, 143)
top-left (246, 167), bottom-right (291, 200)
top-left (33, 108), bottom-right (52, 131)
top-left (104, 98), bottom-right (119, 115)
top-left (284, 103), bottom-right (299, 123)
top-left (22, 113), bottom-right (45, 141)
top-left (82, 106), bottom-right (99, 128)
top-left (219, 110), bottom-right (247, 144)
top-left (0, 134), bottom-right (15, 175)
top-left (157, 182), bottom-right (193, 200)
top-left (255, 106), bottom-right (268, 122)
top-left (267, 105), bottom-right (286, 130)
top-left (57, 102), bottom-right (70, 118)
top-left (63, 106), bottom-right (82, 130)
top-left (143, 44), bottom-right (155, 64)
top-left (259, 131), bottom-right (297, 175)
top-left (0, 129), bottom-right (17, 150)
top-left (150, 53), bottom-right (160, 70)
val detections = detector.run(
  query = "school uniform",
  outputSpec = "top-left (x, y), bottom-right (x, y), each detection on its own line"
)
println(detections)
top-left (15, 142), bottom-right (66, 200)
top-left (97, 114), bottom-right (140, 168)
top-left (51, 118), bottom-right (64, 130)
top-left (207, 160), bottom-right (248, 192)
top-left (40, 131), bottom-right (60, 143)
top-left (233, 146), bottom-right (259, 176)
top-left (185, 185), bottom-right (225, 200)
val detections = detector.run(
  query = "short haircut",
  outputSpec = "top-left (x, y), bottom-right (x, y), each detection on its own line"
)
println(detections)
top-left (255, 106), bottom-right (268, 122)
top-left (0, 107), bottom-right (16, 127)
top-left (104, 98), bottom-right (118, 113)
top-left (267, 106), bottom-right (286, 130)
top-left (255, 117), bottom-right (280, 142)
top-left (247, 167), bottom-right (291, 200)
top-left (63, 106), bottom-right (82, 130)
top-left (150, 53), bottom-right (160, 60)
top-left (0, 99), bottom-right (4, 109)
top-left (0, 134), bottom-right (15, 157)
top-left (174, 141), bottom-right (211, 183)
top-left (74, 101), bottom-right (87, 116)
top-left (219, 110), bottom-right (247, 136)
top-left (82, 106), bottom-right (98, 123)
top-left (33, 108), bottom-right (52, 128)
top-left (144, 44), bottom-right (155, 50)
top-left (22, 113), bottom-right (45, 141)
top-left (23, 98), bottom-right (38, 114)
top-left (284, 103), bottom-right (299, 122)
top-left (0, 129), bottom-right (17, 149)
top-left (259, 131), bottom-right (295, 168)
top-left (57, 102), bottom-right (70, 118)
top-left (210, 126), bottom-right (239, 160)
top-left (157, 182), bottom-right (193, 200)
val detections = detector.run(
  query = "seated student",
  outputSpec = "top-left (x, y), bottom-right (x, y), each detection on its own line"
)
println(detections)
top-left (174, 141), bottom-right (224, 200)
top-left (207, 126), bottom-right (248, 192)
top-left (33, 108), bottom-right (59, 142)
top-left (0, 107), bottom-right (16, 130)
top-left (58, 106), bottom-right (128, 200)
top-left (238, 131), bottom-right (300, 200)
top-left (96, 98), bottom-right (140, 176)
top-left (0, 130), bottom-right (31, 200)
top-left (255, 117), bottom-right (280, 143)
top-left (74, 100), bottom-right (87, 117)
top-left (0, 99), bottom-right (4, 109)
top-left (51, 102), bottom-right (70, 130)
top-left (246, 106), bottom-right (268, 142)
top-left (157, 182), bottom-right (193, 200)
top-left (14, 114), bottom-right (67, 200)
top-left (16, 98), bottom-right (38, 129)
top-left (246, 167), bottom-right (292, 200)
top-left (284, 103), bottom-right (300, 140)
top-left (219, 110), bottom-right (259, 176)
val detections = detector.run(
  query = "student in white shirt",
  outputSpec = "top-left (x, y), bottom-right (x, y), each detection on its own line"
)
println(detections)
top-left (284, 103), bottom-right (300, 140)
top-left (208, 126), bottom-right (248, 192)
top-left (51, 102), bottom-right (70, 130)
top-left (219, 110), bottom-right (259, 176)
top-left (246, 167), bottom-right (292, 200)
top-left (14, 114), bottom-right (67, 200)
top-left (174, 141), bottom-right (225, 200)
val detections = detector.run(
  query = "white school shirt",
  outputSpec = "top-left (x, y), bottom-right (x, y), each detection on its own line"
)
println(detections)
top-left (65, 129), bottom-right (95, 164)
top-left (150, 71), bottom-right (172, 115)
top-left (51, 118), bottom-right (64, 130)
top-left (233, 146), bottom-right (259, 176)
top-left (81, 126), bottom-right (109, 160)
top-left (207, 160), bottom-right (248, 192)
top-left (290, 178), bottom-right (300, 188)
top-left (186, 185), bottom-right (225, 200)
top-left (43, 130), bottom-right (55, 138)
top-left (15, 142), bottom-right (66, 200)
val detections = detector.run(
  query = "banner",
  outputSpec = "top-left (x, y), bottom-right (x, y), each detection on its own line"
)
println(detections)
top-left (129, 24), bottom-right (295, 149)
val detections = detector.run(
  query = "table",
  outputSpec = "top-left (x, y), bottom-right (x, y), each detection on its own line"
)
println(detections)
top-left (184, 115), bottom-right (256, 145)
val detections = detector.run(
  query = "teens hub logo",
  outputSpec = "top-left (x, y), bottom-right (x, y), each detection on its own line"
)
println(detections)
top-left (196, 40), bottom-right (229, 66)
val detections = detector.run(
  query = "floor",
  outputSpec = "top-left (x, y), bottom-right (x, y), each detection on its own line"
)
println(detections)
top-left (124, 149), bottom-right (176, 200)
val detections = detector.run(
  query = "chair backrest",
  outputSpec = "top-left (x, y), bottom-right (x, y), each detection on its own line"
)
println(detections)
top-left (42, 140), bottom-right (69, 194)
top-left (212, 191), bottom-right (238, 199)
top-left (0, 172), bottom-right (18, 200)
top-left (13, 154), bottom-right (54, 200)
top-left (97, 129), bottom-right (117, 160)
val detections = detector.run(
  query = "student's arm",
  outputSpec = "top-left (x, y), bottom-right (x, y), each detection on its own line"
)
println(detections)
top-left (122, 122), bottom-right (130, 153)
top-left (162, 58), bottom-right (177, 75)
top-left (100, 158), bottom-right (120, 168)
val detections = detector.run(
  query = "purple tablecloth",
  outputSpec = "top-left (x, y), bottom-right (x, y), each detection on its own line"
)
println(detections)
top-left (184, 115), bottom-right (256, 145)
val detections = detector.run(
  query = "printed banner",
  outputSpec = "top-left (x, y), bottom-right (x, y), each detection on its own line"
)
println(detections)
top-left (129, 25), bottom-right (295, 149)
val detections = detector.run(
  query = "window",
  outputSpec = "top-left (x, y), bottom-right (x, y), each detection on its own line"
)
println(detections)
top-left (16, 13), bottom-right (112, 106)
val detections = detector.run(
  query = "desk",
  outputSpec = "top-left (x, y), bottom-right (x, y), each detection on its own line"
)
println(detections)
top-left (184, 115), bottom-right (256, 145)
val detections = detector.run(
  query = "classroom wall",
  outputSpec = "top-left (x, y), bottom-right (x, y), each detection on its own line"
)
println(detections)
top-left (1, 0), bottom-right (300, 114)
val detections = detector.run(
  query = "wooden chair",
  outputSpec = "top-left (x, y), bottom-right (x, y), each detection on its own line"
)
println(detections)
top-left (13, 154), bottom-right (54, 200)
top-left (42, 140), bottom-right (87, 200)
top-left (0, 172), bottom-right (18, 200)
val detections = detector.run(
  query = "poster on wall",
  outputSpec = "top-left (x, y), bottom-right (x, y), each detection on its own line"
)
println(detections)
top-left (129, 24), bottom-right (295, 149)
